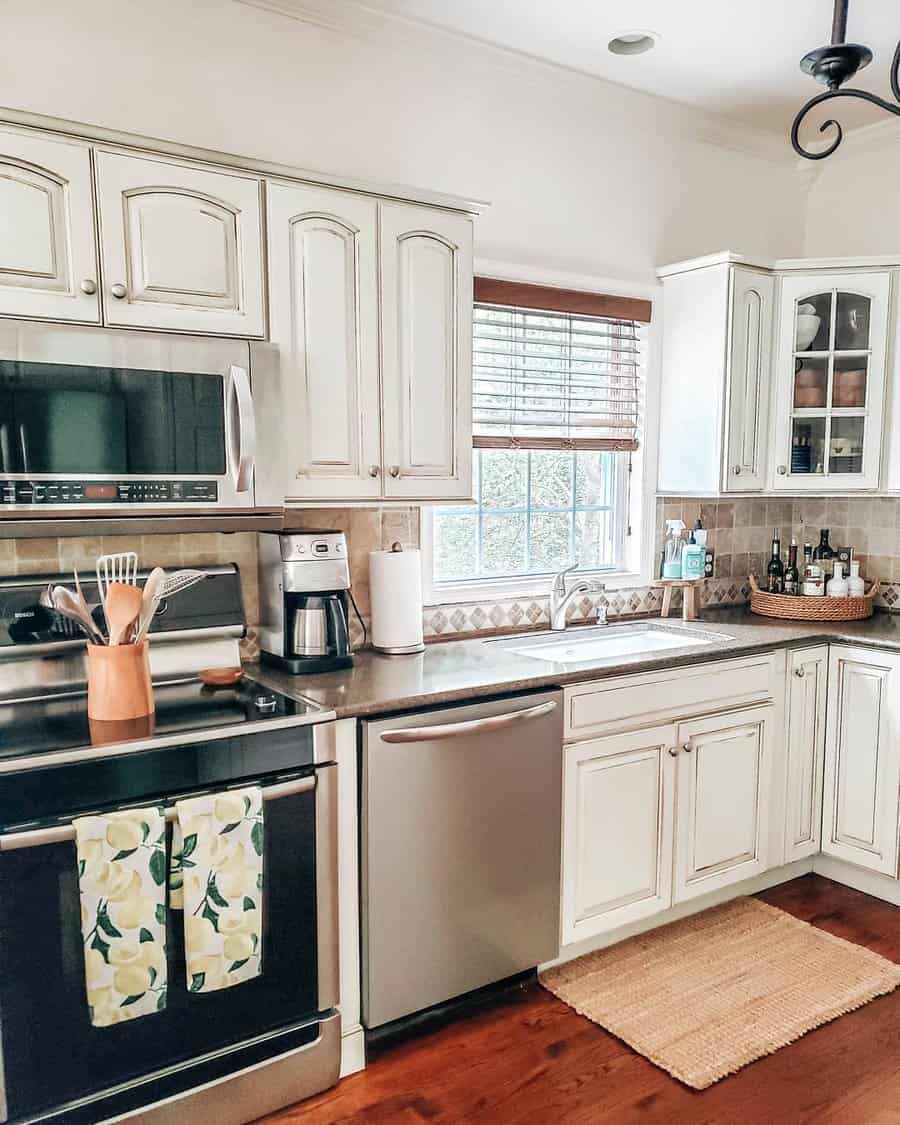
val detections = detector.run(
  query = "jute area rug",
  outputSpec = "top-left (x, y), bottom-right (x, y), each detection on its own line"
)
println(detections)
top-left (540, 897), bottom-right (900, 1090)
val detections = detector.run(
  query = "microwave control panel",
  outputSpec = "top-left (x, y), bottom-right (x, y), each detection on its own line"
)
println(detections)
top-left (0, 480), bottom-right (219, 505)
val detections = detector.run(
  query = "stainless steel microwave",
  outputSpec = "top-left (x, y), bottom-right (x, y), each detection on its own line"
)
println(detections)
top-left (0, 321), bottom-right (256, 511)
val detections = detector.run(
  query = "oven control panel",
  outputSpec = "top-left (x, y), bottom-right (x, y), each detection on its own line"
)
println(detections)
top-left (0, 480), bottom-right (219, 505)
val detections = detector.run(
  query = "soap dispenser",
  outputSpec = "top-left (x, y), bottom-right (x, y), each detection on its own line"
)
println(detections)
top-left (682, 529), bottom-right (706, 580)
top-left (663, 519), bottom-right (686, 578)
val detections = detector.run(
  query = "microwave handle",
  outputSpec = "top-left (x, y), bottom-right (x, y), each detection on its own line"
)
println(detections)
top-left (225, 363), bottom-right (256, 493)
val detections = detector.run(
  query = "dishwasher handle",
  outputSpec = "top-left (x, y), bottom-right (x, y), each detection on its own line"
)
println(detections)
top-left (379, 699), bottom-right (557, 744)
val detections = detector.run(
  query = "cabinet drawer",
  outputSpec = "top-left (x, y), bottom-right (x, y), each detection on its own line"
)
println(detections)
top-left (565, 654), bottom-right (777, 739)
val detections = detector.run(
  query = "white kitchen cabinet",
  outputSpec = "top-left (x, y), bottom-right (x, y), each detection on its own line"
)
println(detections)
top-left (784, 647), bottom-right (827, 861)
top-left (0, 127), bottom-right (100, 323)
top-left (771, 272), bottom-right (890, 491)
top-left (94, 150), bottom-right (265, 336)
top-left (822, 646), bottom-right (900, 877)
top-left (379, 203), bottom-right (473, 501)
top-left (657, 256), bottom-right (773, 494)
top-left (263, 182), bottom-right (382, 501)
top-left (561, 725), bottom-right (676, 944)
top-left (673, 705), bottom-right (775, 902)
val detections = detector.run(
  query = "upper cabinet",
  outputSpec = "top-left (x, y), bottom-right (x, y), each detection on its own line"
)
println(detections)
top-left (379, 204), bottom-right (472, 501)
top-left (257, 191), bottom-right (474, 505)
top-left (94, 151), bottom-right (265, 337)
top-left (0, 129), bottom-right (100, 324)
top-left (657, 260), bottom-right (774, 494)
top-left (771, 272), bottom-right (890, 492)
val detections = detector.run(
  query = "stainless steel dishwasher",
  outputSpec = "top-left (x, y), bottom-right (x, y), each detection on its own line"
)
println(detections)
top-left (361, 690), bottom-right (563, 1029)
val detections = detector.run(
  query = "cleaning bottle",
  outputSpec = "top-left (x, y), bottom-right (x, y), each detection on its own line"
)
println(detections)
top-left (663, 519), bottom-right (686, 578)
top-left (682, 529), bottom-right (706, 580)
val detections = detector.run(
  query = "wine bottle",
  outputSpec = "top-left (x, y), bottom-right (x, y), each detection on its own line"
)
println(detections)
top-left (802, 541), bottom-right (824, 596)
top-left (766, 528), bottom-right (785, 594)
top-left (783, 539), bottom-right (800, 596)
top-left (813, 528), bottom-right (835, 580)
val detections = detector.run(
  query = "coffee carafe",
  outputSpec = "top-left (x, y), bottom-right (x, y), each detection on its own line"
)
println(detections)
top-left (258, 532), bottom-right (355, 673)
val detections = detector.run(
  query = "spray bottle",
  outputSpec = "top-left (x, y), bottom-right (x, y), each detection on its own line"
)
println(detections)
top-left (663, 519), bottom-right (686, 579)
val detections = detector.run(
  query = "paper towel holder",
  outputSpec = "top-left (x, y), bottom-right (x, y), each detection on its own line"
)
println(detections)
top-left (370, 542), bottom-right (426, 656)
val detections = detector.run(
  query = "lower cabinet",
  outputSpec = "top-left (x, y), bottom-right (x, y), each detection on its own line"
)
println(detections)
top-left (784, 647), bottom-right (828, 861)
top-left (822, 646), bottom-right (900, 877)
top-left (562, 704), bottom-right (776, 943)
top-left (561, 725), bottom-right (676, 945)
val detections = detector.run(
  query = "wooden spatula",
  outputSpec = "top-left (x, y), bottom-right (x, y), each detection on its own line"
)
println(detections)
top-left (105, 582), bottom-right (144, 646)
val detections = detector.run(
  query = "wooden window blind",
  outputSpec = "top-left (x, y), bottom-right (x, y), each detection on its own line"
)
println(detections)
top-left (472, 279), bottom-right (645, 452)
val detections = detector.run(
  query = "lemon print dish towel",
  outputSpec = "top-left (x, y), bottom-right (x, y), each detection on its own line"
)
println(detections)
top-left (171, 786), bottom-right (264, 993)
top-left (73, 807), bottom-right (168, 1028)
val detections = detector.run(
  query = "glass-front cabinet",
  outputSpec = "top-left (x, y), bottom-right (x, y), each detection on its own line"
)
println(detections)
top-left (771, 272), bottom-right (891, 491)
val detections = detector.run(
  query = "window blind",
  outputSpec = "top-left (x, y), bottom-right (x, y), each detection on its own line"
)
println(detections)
top-left (472, 302), bottom-right (642, 452)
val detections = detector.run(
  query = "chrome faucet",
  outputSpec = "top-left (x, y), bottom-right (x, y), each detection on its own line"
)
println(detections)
top-left (549, 562), bottom-right (607, 631)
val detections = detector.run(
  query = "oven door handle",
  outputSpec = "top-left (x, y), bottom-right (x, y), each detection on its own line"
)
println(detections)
top-left (0, 775), bottom-right (316, 852)
top-left (225, 363), bottom-right (256, 494)
top-left (379, 700), bottom-right (558, 743)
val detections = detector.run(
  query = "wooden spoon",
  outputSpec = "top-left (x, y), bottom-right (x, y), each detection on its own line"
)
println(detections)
top-left (105, 582), bottom-right (144, 646)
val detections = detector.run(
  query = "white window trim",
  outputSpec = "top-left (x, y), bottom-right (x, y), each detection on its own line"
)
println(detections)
top-left (422, 260), bottom-right (662, 608)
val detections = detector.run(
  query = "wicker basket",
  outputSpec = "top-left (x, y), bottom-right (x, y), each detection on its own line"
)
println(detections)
top-left (749, 575), bottom-right (879, 622)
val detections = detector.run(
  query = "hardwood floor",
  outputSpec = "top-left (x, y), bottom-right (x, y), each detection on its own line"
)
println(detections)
top-left (264, 876), bottom-right (900, 1123)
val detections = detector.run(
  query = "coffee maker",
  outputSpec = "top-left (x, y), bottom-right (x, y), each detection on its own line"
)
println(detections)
top-left (258, 532), bottom-right (354, 673)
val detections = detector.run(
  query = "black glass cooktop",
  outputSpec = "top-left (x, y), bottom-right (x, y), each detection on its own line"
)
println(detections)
top-left (0, 676), bottom-right (321, 765)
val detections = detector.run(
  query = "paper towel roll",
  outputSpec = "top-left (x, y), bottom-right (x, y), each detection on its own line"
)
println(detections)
top-left (369, 545), bottom-right (425, 654)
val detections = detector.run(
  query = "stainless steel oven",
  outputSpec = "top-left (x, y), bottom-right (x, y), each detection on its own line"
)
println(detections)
top-left (0, 321), bottom-right (256, 512)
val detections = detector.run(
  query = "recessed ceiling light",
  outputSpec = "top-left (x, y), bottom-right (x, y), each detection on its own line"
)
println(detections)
top-left (607, 30), bottom-right (659, 56)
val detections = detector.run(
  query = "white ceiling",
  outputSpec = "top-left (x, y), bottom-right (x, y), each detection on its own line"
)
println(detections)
top-left (355, 0), bottom-right (900, 136)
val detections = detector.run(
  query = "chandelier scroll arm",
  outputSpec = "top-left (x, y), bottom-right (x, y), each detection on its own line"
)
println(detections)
top-left (792, 86), bottom-right (900, 160)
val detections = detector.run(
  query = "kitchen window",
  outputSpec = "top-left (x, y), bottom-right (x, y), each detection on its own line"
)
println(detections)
top-left (424, 278), bottom-right (651, 602)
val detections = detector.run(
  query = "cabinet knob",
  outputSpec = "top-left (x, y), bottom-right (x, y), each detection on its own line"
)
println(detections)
top-left (795, 666), bottom-right (807, 678)
top-left (80, 278), bottom-right (97, 295)
top-left (733, 465), bottom-right (742, 476)
top-left (389, 465), bottom-right (401, 478)
top-left (110, 283), bottom-right (127, 299)
top-left (682, 742), bottom-right (693, 753)
top-left (667, 748), bottom-right (679, 757)
top-left (368, 465), bottom-right (380, 478)
top-left (777, 465), bottom-right (787, 475)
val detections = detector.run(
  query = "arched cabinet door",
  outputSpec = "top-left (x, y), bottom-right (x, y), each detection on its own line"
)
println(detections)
top-left (379, 203), bottom-right (473, 500)
top-left (0, 128), bottom-right (100, 323)
top-left (725, 268), bottom-right (773, 492)
top-left (95, 151), bottom-right (265, 336)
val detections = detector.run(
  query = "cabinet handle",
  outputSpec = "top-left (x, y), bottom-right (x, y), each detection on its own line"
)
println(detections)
top-left (733, 465), bottom-right (742, 476)
top-left (110, 282), bottom-right (127, 299)
top-left (667, 748), bottom-right (679, 758)
top-left (794, 666), bottom-right (807, 678)
top-left (682, 742), bottom-right (693, 753)
top-left (368, 465), bottom-right (380, 478)
top-left (389, 465), bottom-right (401, 478)
top-left (777, 465), bottom-right (787, 475)
top-left (80, 278), bottom-right (97, 295)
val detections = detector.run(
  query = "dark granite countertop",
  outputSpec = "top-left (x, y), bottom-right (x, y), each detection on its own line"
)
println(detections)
top-left (249, 608), bottom-right (900, 720)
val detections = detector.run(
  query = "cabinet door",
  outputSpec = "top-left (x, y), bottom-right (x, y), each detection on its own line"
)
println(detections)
top-left (265, 182), bottom-right (382, 501)
top-left (785, 647), bottom-right (827, 861)
top-left (822, 646), bottom-right (900, 876)
top-left (724, 267), bottom-right (774, 492)
top-left (562, 725), bottom-right (676, 945)
top-left (95, 151), bottom-right (265, 336)
top-left (0, 128), bottom-right (99, 323)
top-left (771, 272), bottom-right (890, 491)
top-left (673, 705), bottom-right (774, 902)
top-left (379, 203), bottom-right (473, 500)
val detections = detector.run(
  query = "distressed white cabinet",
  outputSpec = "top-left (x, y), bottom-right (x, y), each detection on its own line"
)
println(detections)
top-left (262, 182), bottom-right (382, 501)
top-left (657, 256), bottom-right (774, 494)
top-left (0, 127), bottom-right (100, 323)
top-left (561, 725), bottom-right (676, 944)
top-left (784, 647), bottom-right (827, 861)
top-left (94, 150), bottom-right (265, 336)
top-left (673, 705), bottom-right (775, 902)
top-left (822, 646), bottom-right (900, 876)
top-left (379, 203), bottom-right (473, 501)
top-left (771, 272), bottom-right (890, 491)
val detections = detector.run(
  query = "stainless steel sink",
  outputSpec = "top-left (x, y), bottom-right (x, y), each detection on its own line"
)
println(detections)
top-left (488, 622), bottom-right (733, 666)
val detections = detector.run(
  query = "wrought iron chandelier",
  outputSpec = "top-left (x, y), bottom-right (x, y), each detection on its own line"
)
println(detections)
top-left (792, 0), bottom-right (900, 160)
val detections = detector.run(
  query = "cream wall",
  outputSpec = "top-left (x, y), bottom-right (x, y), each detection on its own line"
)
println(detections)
top-left (0, 0), bottom-right (806, 281)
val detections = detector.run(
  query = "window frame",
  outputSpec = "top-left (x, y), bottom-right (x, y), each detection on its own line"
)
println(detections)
top-left (422, 261), bottom-right (660, 607)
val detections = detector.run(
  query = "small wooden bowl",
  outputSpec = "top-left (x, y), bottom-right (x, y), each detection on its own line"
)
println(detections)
top-left (198, 666), bottom-right (243, 687)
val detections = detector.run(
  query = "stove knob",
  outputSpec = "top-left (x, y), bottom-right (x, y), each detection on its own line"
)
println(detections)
top-left (255, 694), bottom-right (278, 713)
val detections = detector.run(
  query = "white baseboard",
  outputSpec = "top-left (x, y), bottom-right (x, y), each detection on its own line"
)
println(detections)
top-left (542, 858), bottom-right (815, 970)
top-left (340, 1025), bottom-right (365, 1078)
top-left (813, 854), bottom-right (900, 906)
